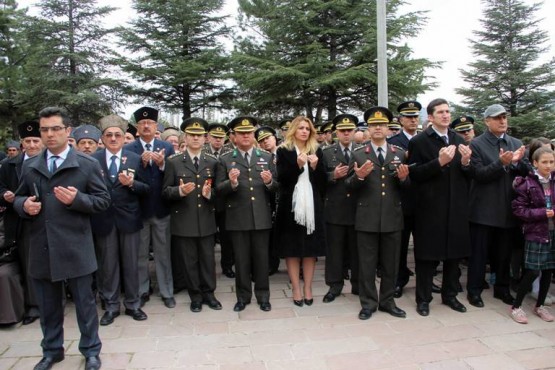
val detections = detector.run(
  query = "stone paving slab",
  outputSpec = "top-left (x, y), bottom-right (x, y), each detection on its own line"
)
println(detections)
top-left (2, 251), bottom-right (555, 369)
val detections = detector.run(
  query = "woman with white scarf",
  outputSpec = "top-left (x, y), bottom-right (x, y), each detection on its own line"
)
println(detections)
top-left (275, 116), bottom-right (327, 307)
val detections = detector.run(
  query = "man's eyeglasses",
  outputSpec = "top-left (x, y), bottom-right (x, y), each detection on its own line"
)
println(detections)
top-left (39, 126), bottom-right (67, 133)
top-left (103, 133), bottom-right (123, 138)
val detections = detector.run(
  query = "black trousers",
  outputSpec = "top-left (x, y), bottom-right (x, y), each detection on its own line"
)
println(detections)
top-left (325, 223), bottom-right (358, 295)
top-left (216, 211), bottom-right (234, 271)
top-left (396, 214), bottom-right (415, 288)
top-left (32, 274), bottom-right (101, 358)
top-left (229, 230), bottom-right (270, 303)
top-left (415, 258), bottom-right (459, 304)
top-left (173, 235), bottom-right (217, 303)
top-left (468, 223), bottom-right (515, 296)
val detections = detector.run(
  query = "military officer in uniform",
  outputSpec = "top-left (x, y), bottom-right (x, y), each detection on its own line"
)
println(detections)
top-left (387, 100), bottom-right (426, 298)
top-left (450, 115), bottom-right (475, 144)
top-left (346, 106), bottom-right (410, 320)
top-left (216, 117), bottom-right (278, 312)
top-left (163, 118), bottom-right (222, 313)
top-left (387, 117), bottom-right (401, 138)
top-left (255, 126), bottom-right (280, 275)
top-left (322, 121), bottom-right (334, 147)
top-left (279, 118), bottom-right (292, 140)
top-left (322, 114), bottom-right (360, 303)
top-left (203, 123), bottom-right (235, 278)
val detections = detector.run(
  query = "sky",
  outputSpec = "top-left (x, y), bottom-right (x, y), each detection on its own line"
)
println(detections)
top-left (17, 0), bottom-right (555, 118)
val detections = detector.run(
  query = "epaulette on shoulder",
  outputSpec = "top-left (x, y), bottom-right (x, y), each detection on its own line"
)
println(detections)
top-left (353, 145), bottom-right (367, 152)
top-left (169, 152), bottom-right (182, 159)
top-left (203, 152), bottom-right (217, 160)
top-left (220, 151), bottom-right (233, 158)
top-left (323, 145), bottom-right (336, 151)
top-left (390, 144), bottom-right (405, 152)
top-left (257, 148), bottom-right (270, 155)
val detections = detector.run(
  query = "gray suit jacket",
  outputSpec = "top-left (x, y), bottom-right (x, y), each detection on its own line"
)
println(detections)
top-left (14, 148), bottom-right (110, 281)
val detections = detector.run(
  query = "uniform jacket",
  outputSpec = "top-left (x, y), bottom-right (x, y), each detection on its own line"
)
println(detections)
top-left (322, 142), bottom-right (359, 225)
top-left (387, 131), bottom-right (411, 150)
top-left (346, 143), bottom-right (407, 233)
top-left (163, 151), bottom-right (218, 237)
top-left (90, 149), bottom-right (150, 236)
top-left (202, 145), bottom-right (231, 213)
top-left (512, 172), bottom-right (555, 243)
top-left (215, 148), bottom-right (278, 231)
top-left (469, 130), bottom-right (528, 228)
top-left (14, 148), bottom-right (110, 281)
top-left (275, 146), bottom-right (327, 257)
top-left (124, 138), bottom-right (175, 219)
top-left (0, 153), bottom-right (25, 246)
top-left (408, 127), bottom-right (471, 260)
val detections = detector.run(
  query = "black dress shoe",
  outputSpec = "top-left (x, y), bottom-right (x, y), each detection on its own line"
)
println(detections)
top-left (493, 291), bottom-right (515, 305)
top-left (124, 308), bottom-right (148, 321)
top-left (467, 294), bottom-right (484, 308)
top-left (304, 298), bottom-right (313, 306)
top-left (85, 355), bottom-right (101, 370)
top-left (33, 355), bottom-right (64, 370)
top-left (358, 308), bottom-right (373, 320)
top-left (100, 311), bottom-right (120, 326)
top-left (416, 302), bottom-right (430, 316)
top-left (442, 298), bottom-right (467, 313)
top-left (22, 315), bottom-right (39, 325)
top-left (233, 301), bottom-right (249, 312)
top-left (190, 301), bottom-right (202, 313)
top-left (378, 305), bottom-right (407, 318)
top-left (393, 286), bottom-right (403, 298)
top-left (323, 292), bottom-right (338, 303)
top-left (140, 293), bottom-right (150, 307)
top-left (223, 269), bottom-right (235, 278)
top-left (162, 297), bottom-right (176, 308)
top-left (203, 298), bottom-right (222, 310)
top-left (431, 283), bottom-right (441, 294)
top-left (259, 302), bottom-right (272, 311)
top-left (293, 299), bottom-right (303, 307)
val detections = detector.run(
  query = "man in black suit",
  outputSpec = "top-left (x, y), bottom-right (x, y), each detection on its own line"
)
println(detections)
top-left (322, 114), bottom-right (359, 303)
top-left (0, 120), bottom-right (43, 325)
top-left (346, 107), bottom-right (409, 320)
top-left (124, 107), bottom-right (176, 308)
top-left (92, 114), bottom-right (150, 326)
top-left (14, 107), bottom-right (110, 370)
top-left (466, 104), bottom-right (527, 307)
top-left (408, 98), bottom-right (472, 317)
top-left (216, 117), bottom-right (278, 312)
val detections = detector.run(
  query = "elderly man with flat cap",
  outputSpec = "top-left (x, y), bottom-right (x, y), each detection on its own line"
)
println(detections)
top-left (466, 104), bottom-right (528, 308)
top-left (322, 114), bottom-right (360, 303)
top-left (5, 140), bottom-right (20, 158)
top-left (91, 114), bottom-right (150, 326)
top-left (0, 120), bottom-right (44, 325)
top-left (216, 116), bottom-right (278, 312)
top-left (124, 107), bottom-right (176, 308)
top-left (163, 118), bottom-right (222, 313)
top-left (73, 125), bottom-right (101, 155)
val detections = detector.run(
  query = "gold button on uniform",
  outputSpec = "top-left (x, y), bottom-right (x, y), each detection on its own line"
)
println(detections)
top-left (381, 192), bottom-right (385, 196)
top-left (251, 197), bottom-right (255, 200)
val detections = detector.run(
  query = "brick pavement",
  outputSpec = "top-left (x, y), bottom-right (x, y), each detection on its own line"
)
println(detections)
top-left (1, 248), bottom-right (555, 369)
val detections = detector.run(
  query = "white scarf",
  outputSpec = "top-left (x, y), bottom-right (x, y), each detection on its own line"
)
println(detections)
top-left (292, 146), bottom-right (315, 234)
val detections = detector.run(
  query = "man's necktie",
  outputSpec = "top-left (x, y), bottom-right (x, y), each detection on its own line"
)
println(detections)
top-left (377, 147), bottom-right (384, 166)
top-left (109, 155), bottom-right (118, 182)
top-left (344, 148), bottom-right (350, 163)
top-left (194, 156), bottom-right (199, 170)
top-left (145, 143), bottom-right (151, 151)
top-left (214, 150), bottom-right (219, 157)
top-left (244, 152), bottom-right (249, 165)
top-left (49, 156), bottom-right (59, 173)
top-left (441, 136), bottom-right (449, 145)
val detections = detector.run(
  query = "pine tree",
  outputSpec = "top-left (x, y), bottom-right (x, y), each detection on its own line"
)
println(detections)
top-left (230, 0), bottom-right (436, 123)
top-left (456, 0), bottom-right (555, 140)
top-left (119, 0), bottom-right (231, 124)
